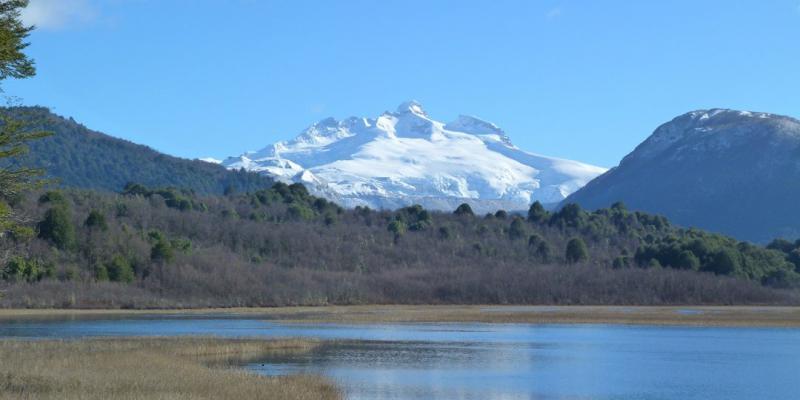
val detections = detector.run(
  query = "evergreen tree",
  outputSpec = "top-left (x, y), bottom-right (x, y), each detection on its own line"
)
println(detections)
top-left (508, 217), bottom-right (527, 240)
top-left (677, 250), bottom-right (701, 270)
top-left (84, 210), bottom-right (108, 231)
top-left (387, 220), bottom-right (407, 239)
top-left (551, 203), bottom-right (586, 229)
top-left (107, 254), bottom-right (134, 283)
top-left (38, 206), bottom-right (75, 250)
top-left (151, 238), bottom-right (175, 263)
top-left (704, 248), bottom-right (740, 275)
top-left (453, 203), bottom-right (474, 216)
top-left (565, 237), bottom-right (589, 264)
top-left (0, 1), bottom-right (48, 236)
top-left (527, 201), bottom-right (548, 223)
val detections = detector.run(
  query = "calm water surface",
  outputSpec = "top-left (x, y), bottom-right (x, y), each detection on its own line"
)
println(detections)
top-left (1, 314), bottom-right (798, 400)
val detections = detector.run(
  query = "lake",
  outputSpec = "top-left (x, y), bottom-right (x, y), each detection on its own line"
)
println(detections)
top-left (1, 314), bottom-right (798, 400)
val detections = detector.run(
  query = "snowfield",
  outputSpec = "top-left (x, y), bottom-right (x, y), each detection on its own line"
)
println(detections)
top-left (222, 101), bottom-right (606, 212)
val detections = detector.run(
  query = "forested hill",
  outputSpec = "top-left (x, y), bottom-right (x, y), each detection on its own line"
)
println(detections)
top-left (0, 107), bottom-right (273, 195)
top-left (564, 109), bottom-right (800, 243)
top-left (1, 182), bottom-right (798, 308)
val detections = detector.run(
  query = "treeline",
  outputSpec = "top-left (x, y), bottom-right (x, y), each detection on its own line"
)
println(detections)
top-left (0, 182), bottom-right (798, 308)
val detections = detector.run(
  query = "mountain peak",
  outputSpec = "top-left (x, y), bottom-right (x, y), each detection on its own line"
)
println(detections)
top-left (445, 115), bottom-right (511, 143)
top-left (396, 100), bottom-right (427, 116)
top-left (566, 108), bottom-right (800, 243)
top-left (222, 102), bottom-right (606, 211)
top-left (684, 108), bottom-right (775, 123)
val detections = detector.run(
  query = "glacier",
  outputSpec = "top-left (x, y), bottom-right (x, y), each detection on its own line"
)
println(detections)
top-left (221, 101), bottom-right (606, 213)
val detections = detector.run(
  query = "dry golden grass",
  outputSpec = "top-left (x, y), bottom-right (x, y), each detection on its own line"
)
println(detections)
top-left (224, 305), bottom-right (800, 327)
top-left (0, 337), bottom-right (341, 400)
top-left (3, 305), bottom-right (800, 326)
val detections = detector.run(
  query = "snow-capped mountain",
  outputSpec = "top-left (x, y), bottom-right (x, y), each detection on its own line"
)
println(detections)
top-left (565, 108), bottom-right (800, 242)
top-left (222, 101), bottom-right (606, 212)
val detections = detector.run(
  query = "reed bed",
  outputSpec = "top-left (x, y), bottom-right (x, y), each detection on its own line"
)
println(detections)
top-left (0, 337), bottom-right (340, 400)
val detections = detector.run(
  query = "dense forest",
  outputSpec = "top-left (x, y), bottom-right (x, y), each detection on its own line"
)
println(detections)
top-left (0, 107), bottom-right (274, 195)
top-left (1, 181), bottom-right (798, 308)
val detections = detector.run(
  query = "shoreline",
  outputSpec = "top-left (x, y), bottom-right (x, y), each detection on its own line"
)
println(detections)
top-left (3, 305), bottom-right (800, 327)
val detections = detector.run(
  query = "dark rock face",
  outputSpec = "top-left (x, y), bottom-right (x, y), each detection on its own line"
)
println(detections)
top-left (565, 109), bottom-right (800, 243)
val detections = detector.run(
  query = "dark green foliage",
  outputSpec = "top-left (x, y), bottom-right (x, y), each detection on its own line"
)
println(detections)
top-left (37, 206), bottom-right (75, 250)
top-left (38, 190), bottom-right (66, 206)
top-left (287, 203), bottom-right (314, 220)
top-left (2, 256), bottom-right (48, 282)
top-left (527, 233), bottom-right (552, 262)
top-left (508, 217), bottom-right (527, 240)
top-left (767, 239), bottom-right (796, 253)
top-left (0, 0), bottom-right (35, 83)
top-left (677, 250), bottom-right (701, 270)
top-left (84, 209), bottom-right (107, 231)
top-left (123, 183), bottom-right (206, 212)
top-left (170, 238), bottom-right (192, 254)
top-left (388, 220), bottom-right (407, 237)
top-left (550, 203), bottom-right (587, 229)
top-left (565, 237), bottom-right (589, 264)
top-left (151, 238), bottom-right (175, 263)
top-left (95, 264), bottom-right (109, 281)
top-left (0, 1), bottom-right (45, 206)
top-left (612, 256), bottom-right (630, 269)
top-left (494, 210), bottom-right (508, 219)
top-left (324, 213), bottom-right (337, 226)
top-left (0, 107), bottom-right (273, 195)
top-left (401, 204), bottom-right (433, 231)
top-left (704, 249), bottom-right (741, 275)
top-left (527, 234), bottom-right (542, 247)
top-left (106, 254), bottom-right (134, 283)
top-left (632, 231), bottom-right (796, 283)
top-left (453, 203), bottom-right (474, 216)
top-left (527, 201), bottom-right (548, 223)
top-left (789, 250), bottom-right (800, 272)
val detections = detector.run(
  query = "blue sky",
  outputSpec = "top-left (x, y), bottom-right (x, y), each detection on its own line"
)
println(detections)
top-left (7, 0), bottom-right (800, 167)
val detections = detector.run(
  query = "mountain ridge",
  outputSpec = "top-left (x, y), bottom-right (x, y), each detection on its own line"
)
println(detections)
top-left (564, 108), bottom-right (800, 242)
top-left (0, 107), bottom-right (274, 195)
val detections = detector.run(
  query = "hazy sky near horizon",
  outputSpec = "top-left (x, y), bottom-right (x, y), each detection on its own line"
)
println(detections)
top-left (7, 0), bottom-right (800, 167)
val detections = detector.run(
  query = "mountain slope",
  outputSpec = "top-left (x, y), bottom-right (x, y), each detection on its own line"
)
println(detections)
top-left (222, 101), bottom-right (606, 212)
top-left (565, 109), bottom-right (800, 243)
top-left (1, 107), bottom-right (273, 194)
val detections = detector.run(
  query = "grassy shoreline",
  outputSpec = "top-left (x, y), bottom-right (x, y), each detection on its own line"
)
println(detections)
top-left (3, 305), bottom-right (800, 327)
top-left (0, 337), bottom-right (340, 400)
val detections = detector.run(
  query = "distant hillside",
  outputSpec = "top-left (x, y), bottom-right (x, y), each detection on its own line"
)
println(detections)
top-left (565, 109), bottom-right (800, 243)
top-left (0, 107), bottom-right (273, 195)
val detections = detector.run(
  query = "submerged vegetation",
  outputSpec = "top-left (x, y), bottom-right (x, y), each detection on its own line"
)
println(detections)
top-left (0, 182), bottom-right (798, 307)
top-left (0, 337), bottom-right (340, 400)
